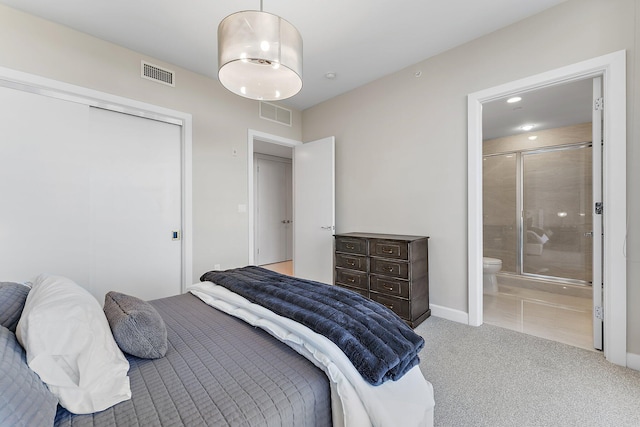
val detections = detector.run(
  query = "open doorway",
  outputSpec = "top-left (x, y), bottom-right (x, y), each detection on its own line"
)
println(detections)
top-left (480, 78), bottom-right (599, 351)
top-left (253, 141), bottom-right (294, 276)
top-left (467, 51), bottom-right (627, 367)
top-left (247, 130), bottom-right (336, 284)
top-left (248, 131), bottom-right (299, 276)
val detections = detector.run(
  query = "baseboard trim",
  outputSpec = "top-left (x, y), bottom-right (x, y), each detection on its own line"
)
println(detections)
top-left (430, 304), bottom-right (469, 324)
top-left (627, 352), bottom-right (640, 371)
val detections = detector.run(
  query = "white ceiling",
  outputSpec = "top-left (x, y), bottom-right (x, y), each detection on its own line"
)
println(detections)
top-left (483, 78), bottom-right (594, 140)
top-left (0, 0), bottom-right (567, 111)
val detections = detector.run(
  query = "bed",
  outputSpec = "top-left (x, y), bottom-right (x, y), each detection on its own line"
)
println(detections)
top-left (0, 268), bottom-right (434, 427)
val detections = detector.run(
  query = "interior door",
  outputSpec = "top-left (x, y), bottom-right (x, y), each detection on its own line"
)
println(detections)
top-left (293, 137), bottom-right (335, 284)
top-left (87, 107), bottom-right (182, 302)
top-left (0, 88), bottom-right (93, 284)
top-left (592, 76), bottom-right (603, 350)
top-left (0, 87), bottom-right (182, 302)
top-left (255, 156), bottom-right (292, 265)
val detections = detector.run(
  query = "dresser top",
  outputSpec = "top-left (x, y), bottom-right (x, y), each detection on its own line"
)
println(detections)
top-left (334, 232), bottom-right (429, 241)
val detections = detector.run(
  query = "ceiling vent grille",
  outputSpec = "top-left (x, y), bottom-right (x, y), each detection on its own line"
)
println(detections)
top-left (260, 102), bottom-right (292, 127)
top-left (141, 61), bottom-right (175, 87)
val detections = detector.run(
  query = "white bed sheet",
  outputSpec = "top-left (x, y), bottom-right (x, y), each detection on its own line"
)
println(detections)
top-left (188, 281), bottom-right (435, 427)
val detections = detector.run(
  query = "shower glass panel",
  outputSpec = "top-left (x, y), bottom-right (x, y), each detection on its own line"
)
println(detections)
top-left (483, 154), bottom-right (517, 273)
top-left (522, 145), bottom-right (592, 282)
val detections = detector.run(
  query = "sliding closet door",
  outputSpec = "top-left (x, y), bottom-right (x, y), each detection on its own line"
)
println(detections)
top-left (0, 87), bottom-right (93, 283)
top-left (87, 107), bottom-right (182, 301)
top-left (0, 87), bottom-right (182, 302)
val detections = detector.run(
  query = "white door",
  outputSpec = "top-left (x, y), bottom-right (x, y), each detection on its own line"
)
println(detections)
top-left (87, 107), bottom-right (182, 302)
top-left (293, 137), bottom-right (335, 284)
top-left (592, 77), bottom-right (603, 350)
top-left (255, 156), bottom-right (292, 265)
top-left (0, 87), bottom-right (182, 302)
top-left (0, 88), bottom-right (93, 284)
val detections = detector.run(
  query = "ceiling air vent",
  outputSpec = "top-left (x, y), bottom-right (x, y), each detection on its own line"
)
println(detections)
top-left (141, 61), bottom-right (175, 87)
top-left (260, 102), bottom-right (292, 127)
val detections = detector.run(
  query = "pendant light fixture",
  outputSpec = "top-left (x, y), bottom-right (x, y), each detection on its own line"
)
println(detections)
top-left (217, 1), bottom-right (303, 101)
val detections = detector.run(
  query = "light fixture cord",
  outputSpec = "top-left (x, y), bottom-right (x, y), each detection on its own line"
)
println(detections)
top-left (260, 0), bottom-right (263, 12)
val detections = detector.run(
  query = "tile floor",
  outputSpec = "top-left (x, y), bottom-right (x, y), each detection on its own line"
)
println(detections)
top-left (483, 274), bottom-right (595, 351)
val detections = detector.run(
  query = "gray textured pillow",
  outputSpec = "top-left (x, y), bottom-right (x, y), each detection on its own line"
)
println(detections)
top-left (103, 291), bottom-right (168, 359)
top-left (0, 282), bottom-right (30, 332)
top-left (0, 325), bottom-right (58, 426)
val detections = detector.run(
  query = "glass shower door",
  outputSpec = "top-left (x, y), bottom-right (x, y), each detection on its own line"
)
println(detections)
top-left (522, 145), bottom-right (593, 283)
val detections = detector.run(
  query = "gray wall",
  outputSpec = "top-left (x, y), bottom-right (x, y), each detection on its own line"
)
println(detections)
top-left (0, 4), bottom-right (303, 280)
top-left (302, 0), bottom-right (640, 355)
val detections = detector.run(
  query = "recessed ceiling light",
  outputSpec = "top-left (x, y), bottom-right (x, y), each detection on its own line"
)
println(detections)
top-left (325, 72), bottom-right (336, 80)
top-left (520, 124), bottom-right (535, 131)
top-left (507, 96), bottom-right (522, 103)
top-left (528, 135), bottom-right (538, 140)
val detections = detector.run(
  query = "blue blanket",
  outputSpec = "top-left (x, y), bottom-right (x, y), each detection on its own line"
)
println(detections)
top-left (200, 266), bottom-right (424, 385)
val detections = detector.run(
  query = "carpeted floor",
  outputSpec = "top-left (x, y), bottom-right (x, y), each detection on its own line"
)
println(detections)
top-left (415, 316), bottom-right (640, 427)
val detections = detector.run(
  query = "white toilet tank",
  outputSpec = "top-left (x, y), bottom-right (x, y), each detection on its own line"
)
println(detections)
top-left (483, 257), bottom-right (502, 267)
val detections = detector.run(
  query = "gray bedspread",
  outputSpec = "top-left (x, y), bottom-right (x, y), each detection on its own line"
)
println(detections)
top-left (54, 293), bottom-right (332, 427)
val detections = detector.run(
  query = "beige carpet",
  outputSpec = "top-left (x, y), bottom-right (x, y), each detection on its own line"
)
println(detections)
top-left (415, 316), bottom-right (640, 427)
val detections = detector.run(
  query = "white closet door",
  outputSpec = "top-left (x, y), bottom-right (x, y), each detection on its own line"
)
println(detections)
top-left (0, 87), bottom-right (93, 284)
top-left (0, 87), bottom-right (182, 302)
top-left (87, 107), bottom-right (182, 301)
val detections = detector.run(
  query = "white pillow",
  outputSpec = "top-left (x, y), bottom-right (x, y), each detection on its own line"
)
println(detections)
top-left (16, 274), bottom-right (131, 414)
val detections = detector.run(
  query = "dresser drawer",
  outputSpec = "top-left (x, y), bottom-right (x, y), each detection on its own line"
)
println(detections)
top-left (335, 268), bottom-right (368, 290)
top-left (370, 275), bottom-right (409, 299)
top-left (370, 257), bottom-right (409, 279)
top-left (335, 253), bottom-right (367, 272)
top-left (335, 236), bottom-right (368, 255)
top-left (370, 293), bottom-right (410, 319)
top-left (370, 239), bottom-right (408, 260)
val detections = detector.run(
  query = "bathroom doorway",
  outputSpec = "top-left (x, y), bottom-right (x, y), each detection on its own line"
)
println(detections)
top-left (467, 51), bottom-right (627, 366)
top-left (467, 50), bottom-right (627, 366)
top-left (481, 82), bottom-right (598, 350)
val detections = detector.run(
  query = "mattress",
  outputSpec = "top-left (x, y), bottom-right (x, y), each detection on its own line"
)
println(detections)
top-left (54, 293), bottom-right (332, 427)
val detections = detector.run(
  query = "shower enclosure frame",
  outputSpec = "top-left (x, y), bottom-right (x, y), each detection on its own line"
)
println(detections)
top-left (484, 142), bottom-right (595, 287)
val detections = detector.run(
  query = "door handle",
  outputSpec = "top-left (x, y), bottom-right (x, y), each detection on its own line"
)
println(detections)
top-left (584, 231), bottom-right (593, 237)
top-left (320, 225), bottom-right (334, 230)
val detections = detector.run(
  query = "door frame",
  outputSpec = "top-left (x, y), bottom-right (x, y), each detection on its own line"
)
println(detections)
top-left (0, 65), bottom-right (193, 292)
top-left (247, 129), bottom-right (300, 265)
top-left (467, 51), bottom-right (627, 366)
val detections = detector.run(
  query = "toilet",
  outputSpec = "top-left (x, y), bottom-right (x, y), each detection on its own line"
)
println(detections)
top-left (482, 257), bottom-right (502, 293)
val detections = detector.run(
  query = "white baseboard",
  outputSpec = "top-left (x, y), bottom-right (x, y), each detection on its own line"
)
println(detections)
top-left (430, 304), bottom-right (469, 324)
top-left (627, 352), bottom-right (640, 371)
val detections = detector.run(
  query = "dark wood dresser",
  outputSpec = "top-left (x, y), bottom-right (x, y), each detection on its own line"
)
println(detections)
top-left (334, 232), bottom-right (430, 328)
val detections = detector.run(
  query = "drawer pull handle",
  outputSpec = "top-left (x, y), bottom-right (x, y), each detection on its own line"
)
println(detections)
top-left (347, 277), bottom-right (355, 283)
top-left (383, 285), bottom-right (394, 291)
top-left (382, 248), bottom-right (394, 254)
top-left (385, 266), bottom-right (394, 272)
top-left (385, 303), bottom-right (394, 310)
top-left (346, 260), bottom-right (356, 266)
top-left (346, 244), bottom-right (355, 249)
